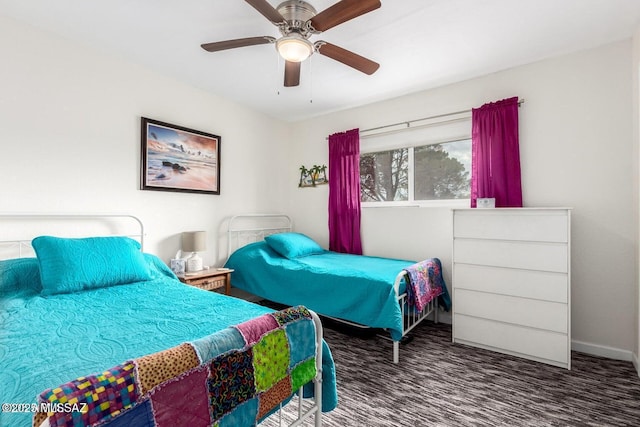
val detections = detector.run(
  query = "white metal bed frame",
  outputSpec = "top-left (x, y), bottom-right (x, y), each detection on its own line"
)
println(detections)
top-left (0, 213), bottom-right (325, 427)
top-left (0, 213), bottom-right (146, 257)
top-left (226, 213), bottom-right (439, 364)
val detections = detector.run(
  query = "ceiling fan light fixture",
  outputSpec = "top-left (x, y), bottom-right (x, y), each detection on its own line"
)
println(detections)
top-left (276, 34), bottom-right (313, 62)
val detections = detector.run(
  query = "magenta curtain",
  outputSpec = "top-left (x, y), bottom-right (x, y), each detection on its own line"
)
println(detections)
top-left (328, 128), bottom-right (363, 254)
top-left (470, 97), bottom-right (523, 208)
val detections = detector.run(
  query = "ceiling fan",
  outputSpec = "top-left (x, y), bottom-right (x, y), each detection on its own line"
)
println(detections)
top-left (201, 0), bottom-right (381, 87)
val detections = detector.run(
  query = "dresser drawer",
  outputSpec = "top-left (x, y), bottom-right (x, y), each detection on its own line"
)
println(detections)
top-left (453, 209), bottom-right (568, 242)
top-left (454, 289), bottom-right (568, 333)
top-left (454, 239), bottom-right (568, 273)
top-left (453, 263), bottom-right (568, 303)
top-left (454, 314), bottom-right (569, 366)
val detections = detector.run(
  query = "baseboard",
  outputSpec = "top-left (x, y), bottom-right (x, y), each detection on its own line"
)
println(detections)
top-left (633, 352), bottom-right (640, 378)
top-left (434, 310), bottom-right (452, 324)
top-left (571, 339), bottom-right (633, 362)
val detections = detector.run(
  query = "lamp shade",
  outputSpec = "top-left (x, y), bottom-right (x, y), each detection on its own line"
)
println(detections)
top-left (276, 34), bottom-right (313, 62)
top-left (182, 231), bottom-right (207, 253)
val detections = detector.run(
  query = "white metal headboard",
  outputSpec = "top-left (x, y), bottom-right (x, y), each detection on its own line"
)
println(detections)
top-left (226, 214), bottom-right (292, 258)
top-left (0, 214), bottom-right (145, 260)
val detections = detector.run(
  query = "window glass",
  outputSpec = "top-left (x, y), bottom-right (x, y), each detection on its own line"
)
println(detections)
top-left (414, 139), bottom-right (471, 200)
top-left (360, 148), bottom-right (408, 202)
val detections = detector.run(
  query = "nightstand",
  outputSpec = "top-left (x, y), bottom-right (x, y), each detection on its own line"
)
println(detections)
top-left (178, 268), bottom-right (234, 295)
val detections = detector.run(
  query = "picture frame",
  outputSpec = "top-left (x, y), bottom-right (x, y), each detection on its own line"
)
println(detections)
top-left (298, 164), bottom-right (328, 187)
top-left (141, 117), bottom-right (221, 194)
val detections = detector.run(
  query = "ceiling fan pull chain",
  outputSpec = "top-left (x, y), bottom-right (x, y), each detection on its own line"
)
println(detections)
top-left (309, 55), bottom-right (313, 104)
top-left (276, 52), bottom-right (282, 95)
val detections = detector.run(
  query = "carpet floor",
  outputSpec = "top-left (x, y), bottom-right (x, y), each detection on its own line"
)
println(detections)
top-left (263, 317), bottom-right (640, 427)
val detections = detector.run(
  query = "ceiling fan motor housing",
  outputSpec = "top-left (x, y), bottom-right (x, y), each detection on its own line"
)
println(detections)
top-left (277, 0), bottom-right (317, 36)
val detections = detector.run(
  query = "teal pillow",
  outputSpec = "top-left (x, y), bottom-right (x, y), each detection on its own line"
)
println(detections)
top-left (264, 233), bottom-right (325, 259)
top-left (32, 236), bottom-right (152, 296)
top-left (0, 258), bottom-right (42, 295)
top-left (143, 252), bottom-right (178, 280)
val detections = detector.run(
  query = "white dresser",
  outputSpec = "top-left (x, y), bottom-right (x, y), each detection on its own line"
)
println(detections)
top-left (452, 208), bottom-right (571, 369)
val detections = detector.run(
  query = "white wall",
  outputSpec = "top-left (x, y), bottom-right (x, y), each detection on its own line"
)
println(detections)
top-left (287, 40), bottom-right (637, 356)
top-left (0, 15), bottom-right (291, 266)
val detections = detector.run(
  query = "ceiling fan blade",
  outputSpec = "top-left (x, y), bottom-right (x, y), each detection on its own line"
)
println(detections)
top-left (201, 36), bottom-right (275, 52)
top-left (309, 0), bottom-right (381, 32)
top-left (284, 61), bottom-right (301, 87)
top-left (245, 0), bottom-right (286, 24)
top-left (315, 41), bottom-right (379, 75)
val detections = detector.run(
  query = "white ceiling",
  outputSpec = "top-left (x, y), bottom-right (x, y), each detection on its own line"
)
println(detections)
top-left (2, 0), bottom-right (640, 122)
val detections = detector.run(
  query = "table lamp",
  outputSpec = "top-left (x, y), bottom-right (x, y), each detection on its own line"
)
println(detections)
top-left (182, 231), bottom-right (206, 273)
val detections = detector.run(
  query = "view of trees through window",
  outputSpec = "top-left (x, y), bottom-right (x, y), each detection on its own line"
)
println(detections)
top-left (360, 139), bottom-right (471, 203)
top-left (360, 148), bottom-right (408, 202)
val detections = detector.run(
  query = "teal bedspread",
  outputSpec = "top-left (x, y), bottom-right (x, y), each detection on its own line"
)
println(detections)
top-left (225, 241), bottom-right (416, 341)
top-left (0, 255), bottom-right (337, 427)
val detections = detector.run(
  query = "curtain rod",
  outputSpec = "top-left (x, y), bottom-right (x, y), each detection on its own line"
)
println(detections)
top-left (360, 99), bottom-right (525, 134)
top-left (325, 99), bottom-right (525, 140)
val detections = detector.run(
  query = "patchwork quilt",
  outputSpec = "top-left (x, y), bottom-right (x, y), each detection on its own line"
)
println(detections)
top-left (403, 258), bottom-right (451, 312)
top-left (35, 306), bottom-right (319, 427)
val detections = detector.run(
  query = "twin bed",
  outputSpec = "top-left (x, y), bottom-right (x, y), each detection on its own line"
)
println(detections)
top-left (224, 214), bottom-right (451, 364)
top-left (0, 214), bottom-right (336, 427)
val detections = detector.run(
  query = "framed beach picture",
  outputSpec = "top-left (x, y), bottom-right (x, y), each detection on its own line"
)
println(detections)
top-left (140, 117), bottom-right (221, 195)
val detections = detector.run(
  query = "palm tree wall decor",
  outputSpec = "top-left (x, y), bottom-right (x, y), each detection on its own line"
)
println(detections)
top-left (298, 164), bottom-right (328, 187)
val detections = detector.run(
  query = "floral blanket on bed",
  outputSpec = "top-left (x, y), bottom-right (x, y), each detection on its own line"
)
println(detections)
top-left (403, 258), bottom-right (451, 312)
top-left (35, 306), bottom-right (319, 427)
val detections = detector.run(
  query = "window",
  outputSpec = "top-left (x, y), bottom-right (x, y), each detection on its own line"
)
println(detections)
top-left (360, 138), bottom-right (471, 205)
top-left (359, 113), bottom-right (472, 206)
